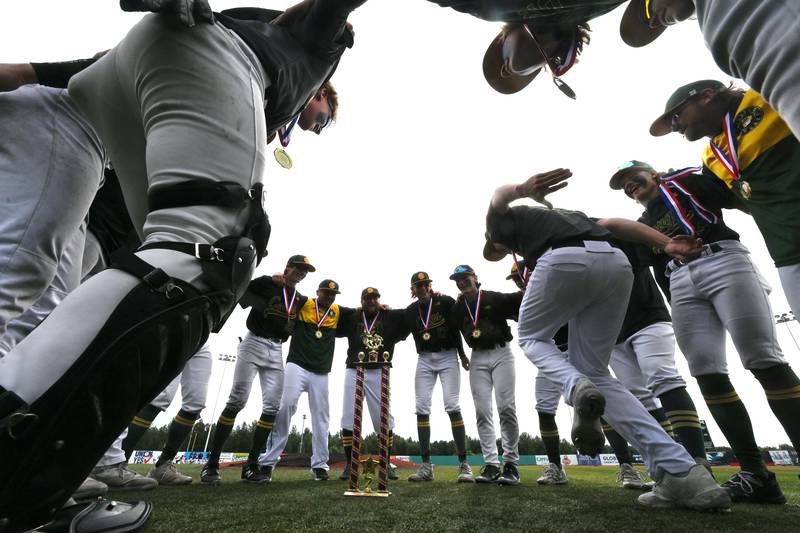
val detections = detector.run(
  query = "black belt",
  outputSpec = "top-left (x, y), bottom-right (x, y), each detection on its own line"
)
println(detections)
top-left (551, 239), bottom-right (617, 250)
top-left (676, 243), bottom-right (723, 265)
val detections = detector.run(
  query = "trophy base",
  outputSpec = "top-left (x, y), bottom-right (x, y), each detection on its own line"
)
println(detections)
top-left (343, 490), bottom-right (391, 498)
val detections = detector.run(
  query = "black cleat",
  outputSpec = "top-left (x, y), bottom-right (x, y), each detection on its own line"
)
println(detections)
top-left (475, 464), bottom-right (501, 484)
top-left (722, 471), bottom-right (786, 504)
top-left (311, 468), bottom-right (329, 481)
top-left (570, 378), bottom-right (606, 456)
top-left (259, 465), bottom-right (273, 483)
top-left (241, 462), bottom-right (270, 484)
top-left (200, 462), bottom-right (221, 485)
top-left (497, 462), bottom-right (520, 486)
top-left (339, 465), bottom-right (351, 480)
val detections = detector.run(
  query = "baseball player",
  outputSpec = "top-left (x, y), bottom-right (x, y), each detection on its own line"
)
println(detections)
top-left (259, 279), bottom-right (348, 482)
top-left (609, 160), bottom-right (798, 504)
top-left (449, 265), bottom-right (522, 485)
top-left (619, 0), bottom-right (800, 140)
top-left (648, 79), bottom-right (800, 326)
top-left (403, 272), bottom-right (473, 483)
top-left (336, 287), bottom-right (411, 482)
top-left (201, 255), bottom-right (314, 485)
top-left (485, 168), bottom-right (730, 510)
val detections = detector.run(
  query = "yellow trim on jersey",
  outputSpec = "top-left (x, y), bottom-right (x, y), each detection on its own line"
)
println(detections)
top-left (296, 299), bottom-right (341, 329)
top-left (703, 90), bottom-right (793, 187)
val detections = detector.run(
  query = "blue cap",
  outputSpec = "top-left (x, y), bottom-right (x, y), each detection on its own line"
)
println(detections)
top-left (449, 265), bottom-right (476, 280)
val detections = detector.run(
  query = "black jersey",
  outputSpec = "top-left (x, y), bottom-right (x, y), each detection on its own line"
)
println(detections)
top-left (88, 168), bottom-right (141, 262)
top-left (337, 309), bottom-right (411, 369)
top-left (239, 276), bottom-right (308, 341)
top-left (216, 2), bottom-right (362, 136)
top-left (450, 290), bottom-right (522, 350)
top-left (404, 294), bottom-right (464, 355)
top-left (428, 0), bottom-right (624, 26)
top-left (31, 58), bottom-right (98, 88)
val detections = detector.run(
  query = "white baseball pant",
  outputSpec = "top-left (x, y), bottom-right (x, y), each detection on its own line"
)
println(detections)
top-left (225, 332), bottom-right (284, 414)
top-left (415, 349), bottom-right (461, 415)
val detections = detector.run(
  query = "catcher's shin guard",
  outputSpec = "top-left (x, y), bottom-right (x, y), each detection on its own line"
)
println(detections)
top-left (0, 265), bottom-right (219, 533)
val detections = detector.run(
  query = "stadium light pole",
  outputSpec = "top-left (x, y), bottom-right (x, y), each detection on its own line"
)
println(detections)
top-left (774, 311), bottom-right (799, 352)
top-left (204, 352), bottom-right (237, 452)
top-left (299, 414), bottom-right (307, 455)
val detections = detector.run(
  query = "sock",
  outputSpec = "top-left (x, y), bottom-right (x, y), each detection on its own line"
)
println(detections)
top-left (649, 407), bottom-right (674, 438)
top-left (448, 410), bottom-right (468, 463)
top-left (752, 364), bottom-right (800, 451)
top-left (155, 409), bottom-right (199, 467)
top-left (696, 373), bottom-right (767, 477)
top-left (122, 404), bottom-right (162, 460)
top-left (659, 387), bottom-right (706, 459)
top-left (538, 411), bottom-right (562, 468)
top-left (342, 429), bottom-right (354, 467)
top-left (417, 414), bottom-right (431, 463)
top-left (602, 418), bottom-right (632, 464)
top-left (207, 406), bottom-right (239, 464)
top-left (248, 412), bottom-right (276, 463)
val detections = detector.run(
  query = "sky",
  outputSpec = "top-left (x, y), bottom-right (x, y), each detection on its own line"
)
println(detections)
top-left (3, 1), bottom-right (799, 451)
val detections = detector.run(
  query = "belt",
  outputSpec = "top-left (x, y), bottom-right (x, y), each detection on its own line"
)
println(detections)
top-left (551, 238), bottom-right (617, 250)
top-left (667, 242), bottom-right (723, 274)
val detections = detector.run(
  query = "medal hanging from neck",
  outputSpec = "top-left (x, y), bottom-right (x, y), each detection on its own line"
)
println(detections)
top-left (512, 253), bottom-right (531, 289)
top-left (314, 298), bottom-right (332, 339)
top-left (522, 24), bottom-right (577, 100)
top-left (274, 114), bottom-right (300, 170)
top-left (418, 297), bottom-right (434, 341)
top-left (283, 286), bottom-right (297, 324)
top-left (658, 167), bottom-right (718, 235)
top-left (362, 310), bottom-right (380, 337)
top-left (709, 113), bottom-right (751, 200)
top-left (465, 290), bottom-right (482, 339)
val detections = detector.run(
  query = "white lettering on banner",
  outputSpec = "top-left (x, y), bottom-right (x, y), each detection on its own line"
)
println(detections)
top-left (769, 450), bottom-right (793, 465)
top-left (599, 454), bottom-right (619, 466)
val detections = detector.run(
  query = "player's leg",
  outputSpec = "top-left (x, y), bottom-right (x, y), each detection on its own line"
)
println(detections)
top-left (491, 345), bottom-right (520, 486)
top-left (438, 350), bottom-right (471, 482)
top-left (777, 264), bottom-right (800, 319)
top-left (409, 354), bottom-right (435, 482)
top-left (339, 368), bottom-right (357, 480)
top-left (149, 345), bottom-right (212, 485)
top-left (258, 362), bottom-right (307, 480)
top-left (91, 430), bottom-right (158, 492)
top-left (244, 339), bottom-right (284, 483)
top-left (534, 372), bottom-right (567, 486)
top-left (468, 351), bottom-right (500, 483)
top-left (307, 370), bottom-right (330, 480)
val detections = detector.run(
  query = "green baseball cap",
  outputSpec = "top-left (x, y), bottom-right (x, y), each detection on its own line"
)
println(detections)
top-left (286, 254), bottom-right (316, 272)
top-left (619, 0), bottom-right (669, 48)
top-left (318, 279), bottom-right (340, 294)
top-left (609, 160), bottom-right (656, 190)
top-left (410, 271), bottom-right (432, 285)
top-left (361, 287), bottom-right (381, 298)
top-left (650, 80), bottom-right (725, 137)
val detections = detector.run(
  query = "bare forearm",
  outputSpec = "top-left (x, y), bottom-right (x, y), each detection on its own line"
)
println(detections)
top-left (0, 63), bottom-right (37, 92)
top-left (597, 217), bottom-right (670, 250)
top-left (490, 184), bottom-right (522, 213)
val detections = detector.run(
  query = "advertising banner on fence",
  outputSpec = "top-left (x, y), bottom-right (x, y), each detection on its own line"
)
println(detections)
top-left (769, 450), bottom-right (793, 465)
top-left (130, 450), bottom-right (161, 464)
top-left (599, 454), bottom-right (619, 466)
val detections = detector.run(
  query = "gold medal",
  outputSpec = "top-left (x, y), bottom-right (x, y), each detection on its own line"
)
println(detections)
top-left (472, 329), bottom-right (481, 339)
top-left (274, 148), bottom-right (292, 169)
top-left (315, 330), bottom-right (323, 339)
top-left (740, 180), bottom-right (752, 200)
top-left (422, 331), bottom-right (431, 341)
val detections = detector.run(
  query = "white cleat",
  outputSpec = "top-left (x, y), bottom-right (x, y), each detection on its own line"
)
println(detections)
top-left (537, 463), bottom-right (568, 485)
top-left (408, 462), bottom-right (434, 482)
top-left (617, 463), bottom-right (653, 491)
top-left (90, 462), bottom-right (158, 492)
top-left (638, 465), bottom-right (731, 511)
top-left (148, 461), bottom-right (193, 485)
top-left (457, 461), bottom-right (475, 483)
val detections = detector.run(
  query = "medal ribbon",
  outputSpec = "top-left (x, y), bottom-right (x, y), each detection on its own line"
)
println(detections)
top-left (512, 253), bottom-right (531, 288)
top-left (277, 114), bottom-right (300, 148)
top-left (314, 299), bottom-right (332, 329)
top-left (418, 297), bottom-right (434, 331)
top-left (362, 311), bottom-right (380, 335)
top-left (708, 113), bottom-right (741, 182)
top-left (283, 287), bottom-right (297, 316)
top-left (464, 290), bottom-right (482, 329)
top-left (657, 166), bottom-right (718, 236)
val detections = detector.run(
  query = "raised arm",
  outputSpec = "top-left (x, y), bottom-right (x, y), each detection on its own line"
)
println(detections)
top-left (490, 168), bottom-right (572, 212)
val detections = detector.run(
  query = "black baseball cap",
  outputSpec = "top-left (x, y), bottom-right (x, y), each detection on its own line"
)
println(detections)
top-left (449, 265), bottom-right (476, 280)
top-left (650, 80), bottom-right (725, 136)
top-left (483, 25), bottom-right (546, 95)
top-left (361, 287), bottom-right (381, 298)
top-left (609, 160), bottom-right (656, 190)
top-left (411, 271), bottom-right (432, 285)
top-left (619, 0), bottom-right (669, 48)
top-left (318, 279), bottom-right (340, 293)
top-left (287, 254), bottom-right (316, 272)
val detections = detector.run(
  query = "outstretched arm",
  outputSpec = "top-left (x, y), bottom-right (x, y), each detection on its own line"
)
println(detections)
top-left (0, 64), bottom-right (36, 92)
top-left (597, 218), bottom-right (702, 261)
top-left (120, 0), bottom-right (214, 27)
top-left (490, 168), bottom-right (572, 213)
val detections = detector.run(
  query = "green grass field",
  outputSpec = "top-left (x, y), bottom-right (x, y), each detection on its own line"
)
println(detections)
top-left (123, 465), bottom-right (800, 532)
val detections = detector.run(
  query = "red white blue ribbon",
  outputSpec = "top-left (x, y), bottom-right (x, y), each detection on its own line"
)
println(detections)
top-left (277, 115), bottom-right (300, 148)
top-left (512, 253), bottom-right (531, 287)
top-left (708, 113), bottom-right (741, 182)
top-left (283, 287), bottom-right (297, 315)
top-left (464, 289), bottom-right (482, 329)
top-left (658, 167), bottom-right (718, 235)
top-left (362, 311), bottom-right (380, 335)
top-left (418, 297), bottom-right (434, 331)
top-left (314, 299), bottom-right (332, 329)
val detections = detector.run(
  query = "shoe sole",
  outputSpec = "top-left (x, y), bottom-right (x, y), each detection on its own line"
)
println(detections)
top-left (201, 478), bottom-right (222, 486)
top-left (103, 483), bottom-right (158, 492)
top-left (475, 478), bottom-right (498, 484)
top-left (537, 480), bottom-right (568, 485)
top-left (158, 479), bottom-right (193, 486)
top-left (457, 477), bottom-right (475, 483)
top-left (622, 482), bottom-right (652, 492)
top-left (571, 384), bottom-right (606, 456)
top-left (240, 478), bottom-right (269, 484)
top-left (497, 479), bottom-right (520, 486)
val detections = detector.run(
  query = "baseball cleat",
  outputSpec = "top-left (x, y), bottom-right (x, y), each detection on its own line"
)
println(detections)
top-left (408, 462), bottom-right (434, 482)
top-left (617, 463), bottom-right (652, 491)
top-left (570, 378), bottom-right (606, 457)
top-left (721, 471), bottom-right (786, 504)
top-left (240, 462), bottom-right (270, 484)
top-left (71, 477), bottom-right (108, 501)
top-left (311, 468), bottom-right (329, 481)
top-left (338, 465), bottom-right (351, 481)
top-left (148, 461), bottom-right (193, 485)
top-left (259, 465), bottom-right (274, 483)
top-left (388, 463), bottom-right (399, 481)
top-left (457, 461), bottom-right (475, 483)
top-left (475, 464), bottom-right (501, 484)
top-left (200, 462), bottom-right (221, 485)
top-left (497, 462), bottom-right (520, 486)
top-left (637, 464), bottom-right (731, 511)
top-left (90, 462), bottom-right (158, 492)
top-left (537, 463), bottom-right (568, 485)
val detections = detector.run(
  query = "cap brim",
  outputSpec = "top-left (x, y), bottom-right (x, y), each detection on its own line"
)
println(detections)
top-left (291, 263), bottom-right (316, 272)
top-left (505, 273), bottom-right (516, 280)
top-left (482, 240), bottom-right (508, 262)
top-left (620, 0), bottom-right (668, 48)
top-left (649, 98), bottom-right (687, 137)
top-left (411, 279), bottom-right (431, 285)
top-left (449, 272), bottom-right (472, 280)
top-left (483, 33), bottom-right (541, 95)
top-left (319, 288), bottom-right (340, 294)
top-left (609, 169), bottom-right (634, 190)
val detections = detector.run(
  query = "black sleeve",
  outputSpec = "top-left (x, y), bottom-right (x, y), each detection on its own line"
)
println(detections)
top-left (388, 309), bottom-right (412, 342)
top-left (31, 58), bottom-right (98, 88)
top-left (336, 306), bottom-right (357, 337)
top-left (495, 291), bottom-right (523, 321)
top-left (219, 7), bottom-right (282, 22)
top-left (284, 0), bottom-right (364, 54)
top-left (238, 276), bottom-right (275, 309)
top-left (694, 170), bottom-right (739, 210)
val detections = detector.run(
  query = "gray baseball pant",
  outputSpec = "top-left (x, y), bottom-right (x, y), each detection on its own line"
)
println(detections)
top-left (151, 343), bottom-right (213, 412)
top-left (415, 349), bottom-right (462, 415)
top-left (469, 344), bottom-right (518, 466)
top-left (518, 243), bottom-right (695, 477)
top-left (225, 333), bottom-right (284, 414)
top-left (777, 264), bottom-right (800, 320)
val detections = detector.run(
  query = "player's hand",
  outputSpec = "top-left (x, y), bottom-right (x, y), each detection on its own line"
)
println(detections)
top-left (271, 273), bottom-right (286, 286)
top-left (516, 168), bottom-right (572, 209)
top-left (120, 0), bottom-right (214, 28)
top-left (460, 356), bottom-right (470, 371)
top-left (664, 235), bottom-right (703, 261)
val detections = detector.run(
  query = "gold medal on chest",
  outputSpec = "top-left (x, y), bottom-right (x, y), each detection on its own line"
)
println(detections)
top-left (315, 329), bottom-right (323, 339)
top-left (472, 329), bottom-right (482, 339)
top-left (740, 180), bottom-right (752, 200)
top-left (422, 331), bottom-right (431, 341)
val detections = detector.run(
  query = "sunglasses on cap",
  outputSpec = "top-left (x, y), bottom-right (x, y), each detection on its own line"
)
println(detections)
top-left (502, 25), bottom-right (577, 99)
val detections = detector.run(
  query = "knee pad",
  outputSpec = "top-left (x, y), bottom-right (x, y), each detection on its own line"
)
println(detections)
top-left (0, 268), bottom-right (215, 533)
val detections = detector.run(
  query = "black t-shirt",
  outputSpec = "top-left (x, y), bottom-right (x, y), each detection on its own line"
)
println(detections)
top-left (239, 276), bottom-right (308, 341)
top-left (639, 172), bottom-right (740, 279)
top-left (216, 3), bottom-right (362, 135)
top-left (404, 294), bottom-right (465, 355)
top-left (450, 290), bottom-right (522, 349)
top-left (487, 205), bottom-right (613, 267)
top-left (88, 168), bottom-right (141, 261)
top-left (428, 0), bottom-right (624, 26)
top-left (337, 309), bottom-right (411, 369)
top-left (31, 58), bottom-right (98, 88)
